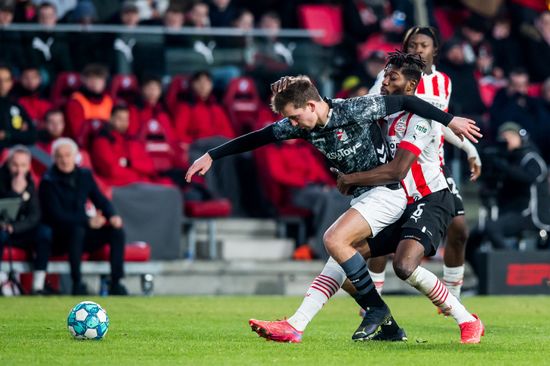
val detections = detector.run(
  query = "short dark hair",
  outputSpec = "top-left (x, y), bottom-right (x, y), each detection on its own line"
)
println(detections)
top-left (141, 75), bottom-right (162, 86)
top-left (190, 70), bottom-right (212, 83)
top-left (402, 26), bottom-right (440, 60)
top-left (385, 51), bottom-right (425, 83)
top-left (38, 1), bottom-right (57, 12)
top-left (111, 104), bottom-right (129, 116)
top-left (44, 107), bottom-right (63, 121)
top-left (271, 77), bottom-right (322, 114)
top-left (82, 63), bottom-right (109, 79)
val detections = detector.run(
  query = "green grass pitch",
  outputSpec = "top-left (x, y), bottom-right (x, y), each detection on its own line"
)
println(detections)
top-left (1, 295), bottom-right (550, 365)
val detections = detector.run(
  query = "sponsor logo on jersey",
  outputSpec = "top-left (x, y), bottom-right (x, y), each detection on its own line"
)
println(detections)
top-left (336, 129), bottom-right (349, 142)
top-left (325, 142), bottom-right (362, 160)
top-left (414, 120), bottom-right (431, 137)
top-left (394, 118), bottom-right (406, 134)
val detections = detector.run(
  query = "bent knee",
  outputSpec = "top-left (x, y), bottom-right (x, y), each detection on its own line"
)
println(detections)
top-left (323, 228), bottom-right (343, 252)
top-left (393, 260), bottom-right (417, 281)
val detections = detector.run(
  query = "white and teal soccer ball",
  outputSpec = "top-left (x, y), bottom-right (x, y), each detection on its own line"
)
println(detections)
top-left (67, 301), bottom-right (109, 340)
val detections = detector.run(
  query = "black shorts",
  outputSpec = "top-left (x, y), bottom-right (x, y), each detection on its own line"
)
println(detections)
top-left (443, 165), bottom-right (464, 217)
top-left (368, 189), bottom-right (455, 258)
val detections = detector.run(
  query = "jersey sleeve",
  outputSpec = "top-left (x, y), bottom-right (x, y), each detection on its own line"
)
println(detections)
top-left (341, 94), bottom-right (388, 126)
top-left (399, 115), bottom-right (437, 157)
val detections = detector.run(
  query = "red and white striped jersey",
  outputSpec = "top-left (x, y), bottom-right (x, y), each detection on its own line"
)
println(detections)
top-left (370, 66), bottom-right (452, 166)
top-left (380, 111), bottom-right (448, 203)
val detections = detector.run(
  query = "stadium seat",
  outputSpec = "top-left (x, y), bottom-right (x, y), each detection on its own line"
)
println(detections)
top-left (527, 83), bottom-right (542, 98)
top-left (51, 72), bottom-right (82, 107)
top-left (433, 7), bottom-right (469, 41)
top-left (298, 4), bottom-right (343, 47)
top-left (110, 74), bottom-right (141, 105)
top-left (1, 247), bottom-right (29, 261)
top-left (166, 74), bottom-right (190, 115)
top-left (222, 77), bottom-right (263, 134)
top-left (184, 199), bottom-right (232, 260)
top-left (89, 241), bottom-right (151, 262)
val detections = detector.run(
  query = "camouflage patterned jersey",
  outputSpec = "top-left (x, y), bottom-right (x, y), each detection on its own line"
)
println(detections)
top-left (272, 95), bottom-right (392, 198)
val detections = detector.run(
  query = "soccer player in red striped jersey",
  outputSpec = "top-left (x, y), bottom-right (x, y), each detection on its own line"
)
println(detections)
top-left (368, 27), bottom-right (481, 302)
top-left (335, 51), bottom-right (483, 344)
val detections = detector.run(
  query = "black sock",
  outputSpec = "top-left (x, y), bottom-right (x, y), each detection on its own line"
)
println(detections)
top-left (341, 252), bottom-right (386, 308)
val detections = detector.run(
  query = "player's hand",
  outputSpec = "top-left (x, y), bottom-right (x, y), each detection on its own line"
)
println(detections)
top-left (270, 75), bottom-right (312, 94)
top-left (185, 153), bottom-right (213, 183)
top-left (89, 213), bottom-right (106, 229)
top-left (468, 157), bottom-right (482, 181)
top-left (109, 215), bottom-right (123, 229)
top-left (330, 167), bottom-right (353, 195)
top-left (448, 117), bottom-right (482, 143)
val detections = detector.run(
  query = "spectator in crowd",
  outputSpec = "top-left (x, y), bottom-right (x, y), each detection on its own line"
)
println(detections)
top-left (33, 108), bottom-right (64, 175)
top-left (534, 77), bottom-right (550, 162)
top-left (26, 2), bottom-right (73, 83)
top-left (466, 122), bottom-right (550, 276)
top-left (337, 50), bottom-right (386, 98)
top-left (163, 4), bottom-right (185, 47)
top-left (0, 145), bottom-right (50, 294)
top-left (133, 0), bottom-right (169, 21)
top-left (13, 66), bottom-right (52, 128)
top-left (489, 15), bottom-right (523, 79)
top-left (490, 68), bottom-right (538, 140)
top-left (209, 0), bottom-right (238, 27)
top-left (0, 64), bottom-right (37, 150)
top-left (112, 1), bottom-right (140, 74)
top-left (137, 76), bottom-right (187, 171)
top-left (0, 3), bottom-right (25, 71)
top-left (439, 39), bottom-right (486, 119)
top-left (65, 63), bottom-right (113, 145)
top-left (91, 104), bottom-right (162, 187)
top-left (39, 137), bottom-right (127, 295)
top-left (521, 10), bottom-right (550, 82)
top-left (175, 70), bottom-right (244, 214)
top-left (32, 0), bottom-right (77, 20)
top-left (455, 15), bottom-right (491, 66)
top-left (257, 139), bottom-right (349, 258)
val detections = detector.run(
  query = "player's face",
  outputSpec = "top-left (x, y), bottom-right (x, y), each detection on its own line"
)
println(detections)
top-left (406, 33), bottom-right (434, 69)
top-left (381, 65), bottom-right (409, 96)
top-left (282, 102), bottom-right (317, 130)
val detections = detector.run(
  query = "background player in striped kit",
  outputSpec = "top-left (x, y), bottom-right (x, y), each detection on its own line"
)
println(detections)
top-left (368, 27), bottom-right (482, 301)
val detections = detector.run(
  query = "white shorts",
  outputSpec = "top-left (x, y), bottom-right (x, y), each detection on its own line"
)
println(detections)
top-left (350, 186), bottom-right (407, 237)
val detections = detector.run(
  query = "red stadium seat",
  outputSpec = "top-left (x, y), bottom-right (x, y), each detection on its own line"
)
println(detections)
top-left (298, 5), bottom-right (343, 46)
top-left (527, 83), bottom-right (542, 98)
top-left (109, 74), bottom-right (140, 104)
top-left (166, 74), bottom-right (190, 115)
top-left (2, 247), bottom-right (29, 261)
top-left (51, 72), bottom-right (82, 107)
top-left (89, 241), bottom-right (151, 262)
top-left (222, 77), bottom-right (263, 134)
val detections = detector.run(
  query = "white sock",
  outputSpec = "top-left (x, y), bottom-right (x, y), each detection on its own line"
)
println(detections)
top-left (443, 265), bottom-right (464, 299)
top-left (287, 257), bottom-right (346, 332)
top-left (369, 270), bottom-right (386, 295)
top-left (405, 266), bottom-right (475, 324)
top-left (33, 271), bottom-right (46, 291)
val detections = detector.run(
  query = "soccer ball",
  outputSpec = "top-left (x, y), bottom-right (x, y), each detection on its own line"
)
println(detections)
top-left (67, 301), bottom-right (109, 340)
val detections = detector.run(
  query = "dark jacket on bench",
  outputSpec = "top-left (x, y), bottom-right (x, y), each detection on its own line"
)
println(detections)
top-left (39, 166), bottom-right (115, 227)
top-left (0, 165), bottom-right (40, 234)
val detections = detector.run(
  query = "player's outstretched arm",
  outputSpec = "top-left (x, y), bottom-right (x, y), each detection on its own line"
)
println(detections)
top-left (185, 153), bottom-right (213, 182)
top-left (184, 125), bottom-right (279, 182)
top-left (383, 95), bottom-right (482, 143)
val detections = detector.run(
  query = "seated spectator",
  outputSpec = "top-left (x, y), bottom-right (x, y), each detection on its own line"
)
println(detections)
top-left (174, 70), bottom-right (245, 214)
top-left (0, 145), bottom-right (50, 294)
top-left (65, 63), bottom-right (113, 145)
top-left (534, 77), bottom-right (550, 162)
top-left (0, 64), bottom-right (37, 151)
top-left (439, 39), bottom-right (486, 119)
top-left (466, 122), bottom-right (550, 277)
top-left (25, 2), bottom-right (73, 84)
top-left (489, 68), bottom-right (538, 140)
top-left (36, 108), bottom-right (64, 154)
top-left (258, 140), bottom-right (349, 258)
top-left (0, 3), bottom-right (25, 72)
top-left (137, 76), bottom-right (187, 171)
top-left (133, 0), bottom-right (169, 22)
top-left (209, 0), bottom-right (238, 27)
top-left (489, 15), bottom-right (523, 80)
top-left (521, 11), bottom-right (550, 83)
top-left (91, 105), bottom-right (162, 187)
top-left (39, 138), bottom-right (127, 295)
top-left (13, 65), bottom-right (52, 128)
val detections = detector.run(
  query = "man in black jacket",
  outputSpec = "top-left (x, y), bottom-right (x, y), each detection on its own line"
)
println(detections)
top-left (39, 138), bottom-right (127, 295)
top-left (0, 145), bottom-right (50, 294)
top-left (466, 122), bottom-right (550, 275)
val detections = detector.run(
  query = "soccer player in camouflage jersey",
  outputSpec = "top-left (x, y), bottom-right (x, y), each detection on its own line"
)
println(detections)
top-left (185, 76), bottom-right (481, 343)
